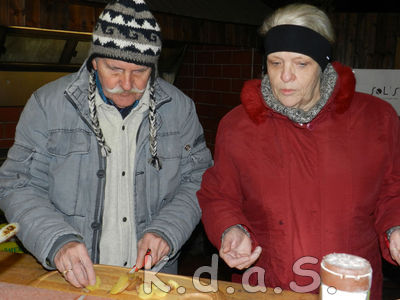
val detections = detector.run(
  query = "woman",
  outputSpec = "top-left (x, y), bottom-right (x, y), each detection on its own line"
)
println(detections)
top-left (197, 4), bottom-right (400, 299)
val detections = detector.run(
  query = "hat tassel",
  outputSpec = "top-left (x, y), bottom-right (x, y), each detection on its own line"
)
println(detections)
top-left (148, 81), bottom-right (162, 170)
top-left (149, 156), bottom-right (162, 170)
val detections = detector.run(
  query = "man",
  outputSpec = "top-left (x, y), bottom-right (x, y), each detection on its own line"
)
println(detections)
top-left (0, 0), bottom-right (212, 288)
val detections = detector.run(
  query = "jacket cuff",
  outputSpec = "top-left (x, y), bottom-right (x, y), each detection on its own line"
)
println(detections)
top-left (45, 234), bottom-right (84, 269)
top-left (221, 224), bottom-right (250, 239)
top-left (221, 223), bottom-right (258, 251)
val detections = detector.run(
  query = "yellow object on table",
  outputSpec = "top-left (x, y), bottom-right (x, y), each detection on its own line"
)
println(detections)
top-left (0, 223), bottom-right (23, 253)
top-left (0, 241), bottom-right (23, 253)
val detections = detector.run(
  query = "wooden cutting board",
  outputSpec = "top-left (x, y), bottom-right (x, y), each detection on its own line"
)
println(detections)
top-left (0, 282), bottom-right (109, 300)
top-left (29, 264), bottom-right (225, 299)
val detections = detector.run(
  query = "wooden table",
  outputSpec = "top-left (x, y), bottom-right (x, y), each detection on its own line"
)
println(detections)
top-left (0, 251), bottom-right (318, 299)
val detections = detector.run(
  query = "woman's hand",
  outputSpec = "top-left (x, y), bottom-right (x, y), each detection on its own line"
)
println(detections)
top-left (219, 226), bottom-right (262, 270)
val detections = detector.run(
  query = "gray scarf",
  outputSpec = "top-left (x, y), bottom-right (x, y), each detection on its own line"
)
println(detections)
top-left (261, 63), bottom-right (338, 124)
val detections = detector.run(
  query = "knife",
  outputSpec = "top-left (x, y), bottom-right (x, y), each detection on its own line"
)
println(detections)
top-left (113, 252), bottom-right (169, 295)
top-left (149, 255), bottom-right (169, 273)
top-left (128, 248), bottom-right (152, 274)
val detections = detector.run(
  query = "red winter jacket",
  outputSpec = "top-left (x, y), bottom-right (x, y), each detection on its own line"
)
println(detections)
top-left (197, 62), bottom-right (400, 300)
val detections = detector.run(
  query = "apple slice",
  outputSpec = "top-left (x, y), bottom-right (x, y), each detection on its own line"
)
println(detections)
top-left (167, 279), bottom-right (179, 290)
top-left (137, 282), bottom-right (171, 299)
top-left (126, 273), bottom-right (143, 291)
top-left (109, 274), bottom-right (130, 295)
top-left (85, 276), bottom-right (101, 292)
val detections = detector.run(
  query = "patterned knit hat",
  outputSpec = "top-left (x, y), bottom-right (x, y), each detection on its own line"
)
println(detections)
top-left (87, 0), bottom-right (162, 69)
top-left (87, 0), bottom-right (163, 170)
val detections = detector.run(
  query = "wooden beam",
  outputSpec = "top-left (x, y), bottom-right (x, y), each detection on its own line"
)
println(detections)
top-left (59, 39), bottom-right (79, 64)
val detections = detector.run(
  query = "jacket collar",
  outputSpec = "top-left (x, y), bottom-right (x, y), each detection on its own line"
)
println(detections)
top-left (240, 61), bottom-right (355, 124)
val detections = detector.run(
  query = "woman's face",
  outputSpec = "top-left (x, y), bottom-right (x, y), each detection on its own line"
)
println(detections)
top-left (267, 51), bottom-right (321, 111)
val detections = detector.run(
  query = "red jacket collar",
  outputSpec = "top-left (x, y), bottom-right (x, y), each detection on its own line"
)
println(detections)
top-left (240, 61), bottom-right (355, 124)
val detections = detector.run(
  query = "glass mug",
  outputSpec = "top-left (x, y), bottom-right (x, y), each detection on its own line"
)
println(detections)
top-left (319, 253), bottom-right (372, 300)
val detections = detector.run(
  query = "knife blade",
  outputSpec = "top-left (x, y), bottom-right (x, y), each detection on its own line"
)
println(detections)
top-left (149, 255), bottom-right (169, 273)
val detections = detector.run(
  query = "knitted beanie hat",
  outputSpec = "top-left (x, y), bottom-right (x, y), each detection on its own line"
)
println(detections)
top-left (87, 0), bottom-right (162, 170)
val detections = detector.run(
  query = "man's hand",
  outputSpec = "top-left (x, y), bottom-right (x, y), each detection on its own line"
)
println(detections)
top-left (389, 229), bottom-right (400, 265)
top-left (219, 226), bottom-right (262, 270)
top-left (135, 233), bottom-right (170, 269)
top-left (54, 241), bottom-right (96, 288)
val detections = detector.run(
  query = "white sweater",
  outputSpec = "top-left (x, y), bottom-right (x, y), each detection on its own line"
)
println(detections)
top-left (95, 87), bottom-right (149, 267)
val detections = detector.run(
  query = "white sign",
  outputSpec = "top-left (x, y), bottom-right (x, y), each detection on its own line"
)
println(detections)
top-left (353, 69), bottom-right (400, 115)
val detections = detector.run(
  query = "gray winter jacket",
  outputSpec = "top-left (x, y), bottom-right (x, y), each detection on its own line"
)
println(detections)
top-left (0, 63), bottom-right (212, 272)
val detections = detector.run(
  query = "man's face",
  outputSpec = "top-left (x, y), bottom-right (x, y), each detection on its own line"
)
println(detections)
top-left (92, 58), bottom-right (152, 108)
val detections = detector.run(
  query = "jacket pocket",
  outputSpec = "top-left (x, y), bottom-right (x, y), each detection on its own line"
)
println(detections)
top-left (156, 132), bottom-right (181, 159)
top-left (0, 144), bottom-right (33, 195)
top-left (47, 129), bottom-right (91, 156)
top-left (47, 129), bottom-right (92, 216)
top-left (155, 133), bottom-right (181, 200)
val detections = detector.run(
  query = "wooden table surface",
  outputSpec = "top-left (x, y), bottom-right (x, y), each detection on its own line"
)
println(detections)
top-left (0, 251), bottom-right (318, 299)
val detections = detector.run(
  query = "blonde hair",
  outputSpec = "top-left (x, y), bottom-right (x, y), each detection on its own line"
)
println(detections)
top-left (259, 3), bottom-right (335, 44)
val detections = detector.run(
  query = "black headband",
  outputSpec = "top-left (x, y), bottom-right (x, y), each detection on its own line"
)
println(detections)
top-left (264, 24), bottom-right (332, 71)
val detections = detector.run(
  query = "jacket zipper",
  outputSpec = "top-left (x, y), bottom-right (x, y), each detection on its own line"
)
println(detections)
top-left (133, 97), bottom-right (172, 228)
top-left (64, 91), bottom-right (106, 264)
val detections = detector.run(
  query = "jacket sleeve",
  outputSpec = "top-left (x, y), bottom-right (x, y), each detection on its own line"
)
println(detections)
top-left (143, 96), bottom-right (213, 258)
top-left (374, 108), bottom-right (400, 265)
top-left (197, 115), bottom-right (256, 250)
top-left (0, 94), bottom-right (83, 269)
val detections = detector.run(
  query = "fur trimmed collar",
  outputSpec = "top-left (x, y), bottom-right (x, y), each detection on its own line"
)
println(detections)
top-left (240, 62), bottom-right (355, 124)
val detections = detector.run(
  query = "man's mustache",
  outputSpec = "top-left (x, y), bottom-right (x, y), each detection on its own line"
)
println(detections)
top-left (104, 85), bottom-right (146, 94)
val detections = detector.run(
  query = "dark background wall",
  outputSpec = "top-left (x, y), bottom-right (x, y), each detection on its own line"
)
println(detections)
top-left (0, 0), bottom-right (399, 153)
